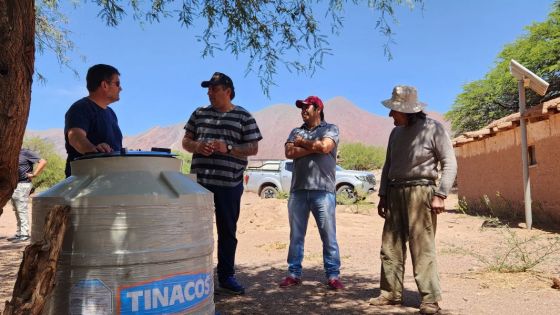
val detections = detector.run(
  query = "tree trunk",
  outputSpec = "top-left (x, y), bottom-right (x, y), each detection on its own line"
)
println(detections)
top-left (0, 0), bottom-right (35, 214)
top-left (3, 205), bottom-right (71, 315)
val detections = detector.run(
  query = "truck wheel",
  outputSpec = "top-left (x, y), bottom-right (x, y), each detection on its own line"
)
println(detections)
top-left (260, 186), bottom-right (279, 199)
top-left (336, 185), bottom-right (356, 204)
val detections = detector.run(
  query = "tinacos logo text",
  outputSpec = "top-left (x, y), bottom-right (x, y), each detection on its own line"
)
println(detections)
top-left (118, 272), bottom-right (212, 314)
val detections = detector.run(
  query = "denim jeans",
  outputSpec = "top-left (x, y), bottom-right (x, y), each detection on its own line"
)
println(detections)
top-left (287, 190), bottom-right (341, 279)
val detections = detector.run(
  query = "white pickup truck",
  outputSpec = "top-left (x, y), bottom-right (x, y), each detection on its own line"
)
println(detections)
top-left (243, 159), bottom-right (376, 203)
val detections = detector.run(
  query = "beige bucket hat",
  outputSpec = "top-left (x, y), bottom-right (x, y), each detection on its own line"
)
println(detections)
top-left (381, 85), bottom-right (427, 113)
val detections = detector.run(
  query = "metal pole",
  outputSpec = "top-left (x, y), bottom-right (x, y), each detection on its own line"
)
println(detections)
top-left (518, 79), bottom-right (532, 229)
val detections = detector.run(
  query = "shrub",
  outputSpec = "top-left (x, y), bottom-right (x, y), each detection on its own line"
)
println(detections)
top-left (338, 143), bottom-right (385, 170)
top-left (470, 228), bottom-right (560, 273)
top-left (22, 137), bottom-right (65, 189)
top-left (172, 150), bottom-right (192, 174)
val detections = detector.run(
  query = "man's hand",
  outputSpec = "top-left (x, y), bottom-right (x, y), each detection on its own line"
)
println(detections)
top-left (377, 196), bottom-right (387, 219)
top-left (26, 159), bottom-right (47, 180)
top-left (294, 136), bottom-right (304, 147)
top-left (95, 143), bottom-right (113, 153)
top-left (196, 141), bottom-right (215, 156)
top-left (285, 142), bottom-right (312, 159)
top-left (212, 140), bottom-right (227, 154)
top-left (431, 195), bottom-right (446, 214)
top-left (182, 132), bottom-right (215, 156)
top-left (293, 135), bottom-right (334, 154)
top-left (68, 128), bottom-right (101, 154)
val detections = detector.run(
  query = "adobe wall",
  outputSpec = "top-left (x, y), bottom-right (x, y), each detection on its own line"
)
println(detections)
top-left (455, 113), bottom-right (560, 226)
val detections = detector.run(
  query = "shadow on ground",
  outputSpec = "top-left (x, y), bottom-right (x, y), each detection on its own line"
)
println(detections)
top-left (214, 264), bottom-right (430, 315)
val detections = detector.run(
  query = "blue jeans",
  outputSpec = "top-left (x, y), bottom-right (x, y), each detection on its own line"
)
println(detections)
top-left (287, 190), bottom-right (341, 279)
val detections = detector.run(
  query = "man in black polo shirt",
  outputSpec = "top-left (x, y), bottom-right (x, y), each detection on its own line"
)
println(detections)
top-left (64, 64), bottom-right (123, 177)
top-left (7, 149), bottom-right (47, 243)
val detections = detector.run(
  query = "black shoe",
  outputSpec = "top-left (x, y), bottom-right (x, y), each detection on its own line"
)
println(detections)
top-left (7, 235), bottom-right (21, 241)
top-left (11, 235), bottom-right (30, 243)
top-left (217, 276), bottom-right (245, 295)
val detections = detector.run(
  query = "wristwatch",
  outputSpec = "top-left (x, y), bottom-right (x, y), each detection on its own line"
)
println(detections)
top-left (227, 144), bottom-right (233, 154)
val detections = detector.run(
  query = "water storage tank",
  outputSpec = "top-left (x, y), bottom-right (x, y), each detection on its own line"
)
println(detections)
top-left (31, 151), bottom-right (215, 315)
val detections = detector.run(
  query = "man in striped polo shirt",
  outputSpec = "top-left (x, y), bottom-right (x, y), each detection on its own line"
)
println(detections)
top-left (182, 72), bottom-right (263, 295)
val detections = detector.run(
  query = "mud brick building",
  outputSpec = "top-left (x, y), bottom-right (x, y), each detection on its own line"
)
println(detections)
top-left (453, 97), bottom-right (560, 226)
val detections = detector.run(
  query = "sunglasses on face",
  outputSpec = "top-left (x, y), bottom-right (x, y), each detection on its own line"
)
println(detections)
top-left (302, 103), bottom-right (319, 111)
top-left (106, 80), bottom-right (120, 87)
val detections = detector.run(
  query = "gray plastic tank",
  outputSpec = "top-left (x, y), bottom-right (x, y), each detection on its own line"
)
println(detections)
top-left (31, 151), bottom-right (215, 315)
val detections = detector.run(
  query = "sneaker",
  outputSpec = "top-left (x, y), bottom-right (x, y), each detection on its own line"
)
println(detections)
top-left (279, 276), bottom-right (301, 288)
top-left (11, 235), bottom-right (30, 243)
top-left (7, 234), bottom-right (21, 241)
top-left (327, 278), bottom-right (344, 290)
top-left (419, 302), bottom-right (441, 314)
top-left (368, 296), bottom-right (402, 306)
top-left (218, 276), bottom-right (245, 295)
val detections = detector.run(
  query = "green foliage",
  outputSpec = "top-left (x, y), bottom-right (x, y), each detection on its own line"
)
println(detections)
top-left (457, 196), bottom-right (469, 214)
top-left (337, 197), bottom-right (375, 214)
top-left (35, 0), bottom-right (424, 95)
top-left (22, 137), bottom-right (65, 189)
top-left (35, 0), bottom-right (81, 81)
top-left (349, 199), bottom-right (375, 215)
top-left (336, 193), bottom-right (356, 205)
top-left (172, 150), bottom-right (192, 174)
top-left (446, 1), bottom-right (560, 134)
top-left (338, 143), bottom-right (386, 170)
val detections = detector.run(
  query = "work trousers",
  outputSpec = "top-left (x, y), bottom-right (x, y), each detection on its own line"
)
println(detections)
top-left (10, 182), bottom-right (33, 236)
top-left (379, 184), bottom-right (441, 303)
top-left (202, 183), bottom-right (243, 283)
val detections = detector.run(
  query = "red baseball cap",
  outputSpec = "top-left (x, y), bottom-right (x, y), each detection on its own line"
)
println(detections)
top-left (295, 96), bottom-right (324, 110)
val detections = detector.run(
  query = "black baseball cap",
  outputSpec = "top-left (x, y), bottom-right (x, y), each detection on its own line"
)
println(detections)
top-left (201, 72), bottom-right (235, 99)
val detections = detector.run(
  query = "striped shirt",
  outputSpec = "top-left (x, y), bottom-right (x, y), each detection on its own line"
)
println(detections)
top-left (184, 105), bottom-right (263, 187)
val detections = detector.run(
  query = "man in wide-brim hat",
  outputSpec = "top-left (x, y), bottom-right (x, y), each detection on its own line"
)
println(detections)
top-left (369, 85), bottom-right (457, 315)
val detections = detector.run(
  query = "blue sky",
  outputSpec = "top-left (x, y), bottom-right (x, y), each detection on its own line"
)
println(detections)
top-left (29, 0), bottom-right (555, 135)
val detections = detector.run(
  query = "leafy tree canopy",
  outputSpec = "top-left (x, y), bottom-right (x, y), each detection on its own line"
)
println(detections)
top-left (36, 0), bottom-right (423, 94)
top-left (446, 1), bottom-right (560, 135)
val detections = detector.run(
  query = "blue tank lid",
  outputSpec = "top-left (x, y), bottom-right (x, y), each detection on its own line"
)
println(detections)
top-left (75, 147), bottom-right (176, 160)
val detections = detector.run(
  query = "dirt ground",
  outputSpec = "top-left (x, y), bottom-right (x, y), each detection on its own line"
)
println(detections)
top-left (1, 192), bottom-right (559, 314)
